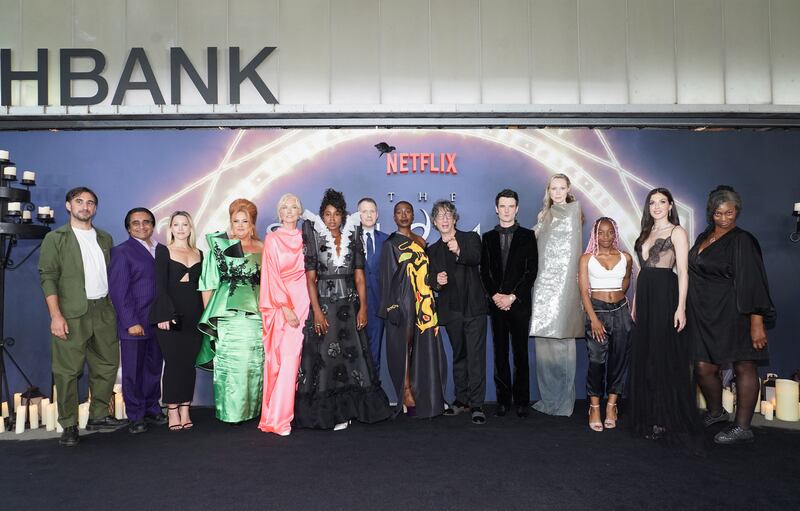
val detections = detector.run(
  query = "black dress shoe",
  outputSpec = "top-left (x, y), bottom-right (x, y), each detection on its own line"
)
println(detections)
top-left (128, 419), bottom-right (148, 434)
top-left (145, 412), bottom-right (168, 426)
top-left (59, 425), bottom-right (80, 447)
top-left (494, 404), bottom-right (509, 417)
top-left (86, 415), bottom-right (129, 431)
top-left (516, 405), bottom-right (530, 418)
top-left (714, 424), bottom-right (754, 445)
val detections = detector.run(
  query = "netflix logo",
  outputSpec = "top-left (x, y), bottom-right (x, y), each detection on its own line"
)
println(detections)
top-left (386, 153), bottom-right (457, 175)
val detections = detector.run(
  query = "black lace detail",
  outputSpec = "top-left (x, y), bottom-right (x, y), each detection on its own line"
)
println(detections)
top-left (641, 236), bottom-right (674, 268)
top-left (212, 243), bottom-right (260, 296)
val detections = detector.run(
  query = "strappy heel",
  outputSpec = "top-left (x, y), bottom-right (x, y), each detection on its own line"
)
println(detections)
top-left (604, 403), bottom-right (618, 429)
top-left (179, 404), bottom-right (193, 430)
top-left (167, 405), bottom-right (183, 431)
top-left (588, 404), bottom-right (603, 432)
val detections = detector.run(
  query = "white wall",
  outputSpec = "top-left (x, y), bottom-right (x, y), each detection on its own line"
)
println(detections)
top-left (0, 0), bottom-right (799, 116)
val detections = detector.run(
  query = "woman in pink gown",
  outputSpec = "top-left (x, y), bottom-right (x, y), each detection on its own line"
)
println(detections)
top-left (258, 193), bottom-right (310, 436)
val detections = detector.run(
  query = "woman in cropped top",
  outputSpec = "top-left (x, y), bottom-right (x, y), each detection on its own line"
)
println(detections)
top-left (628, 188), bottom-right (702, 452)
top-left (578, 217), bottom-right (633, 432)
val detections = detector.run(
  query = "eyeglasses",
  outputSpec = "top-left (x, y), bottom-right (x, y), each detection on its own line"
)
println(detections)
top-left (434, 213), bottom-right (454, 221)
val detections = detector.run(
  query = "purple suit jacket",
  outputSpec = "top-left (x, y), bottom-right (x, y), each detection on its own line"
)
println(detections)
top-left (109, 237), bottom-right (158, 340)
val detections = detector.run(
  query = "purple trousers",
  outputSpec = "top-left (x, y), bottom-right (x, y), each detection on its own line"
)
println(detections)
top-left (120, 335), bottom-right (163, 420)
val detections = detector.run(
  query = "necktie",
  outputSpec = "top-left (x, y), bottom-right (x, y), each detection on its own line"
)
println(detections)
top-left (366, 232), bottom-right (374, 261)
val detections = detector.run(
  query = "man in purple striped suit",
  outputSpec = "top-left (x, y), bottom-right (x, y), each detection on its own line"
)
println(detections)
top-left (109, 207), bottom-right (166, 434)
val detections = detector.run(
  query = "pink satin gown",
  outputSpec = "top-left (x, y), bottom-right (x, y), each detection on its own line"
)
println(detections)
top-left (258, 227), bottom-right (310, 435)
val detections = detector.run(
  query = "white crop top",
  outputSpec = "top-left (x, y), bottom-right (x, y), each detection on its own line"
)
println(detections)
top-left (588, 255), bottom-right (625, 291)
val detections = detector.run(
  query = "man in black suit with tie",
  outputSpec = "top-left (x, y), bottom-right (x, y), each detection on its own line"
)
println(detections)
top-left (480, 189), bottom-right (538, 417)
top-left (428, 200), bottom-right (488, 424)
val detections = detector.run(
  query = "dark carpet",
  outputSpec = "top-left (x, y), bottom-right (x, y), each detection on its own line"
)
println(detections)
top-left (3, 402), bottom-right (799, 511)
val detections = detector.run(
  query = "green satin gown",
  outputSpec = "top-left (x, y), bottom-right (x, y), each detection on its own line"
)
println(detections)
top-left (197, 232), bottom-right (264, 423)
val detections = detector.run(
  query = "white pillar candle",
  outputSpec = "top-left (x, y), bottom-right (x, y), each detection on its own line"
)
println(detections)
top-left (15, 405), bottom-right (27, 433)
top-left (696, 385), bottom-right (707, 410)
top-left (52, 385), bottom-right (57, 403)
top-left (78, 402), bottom-right (90, 429)
top-left (114, 393), bottom-right (125, 420)
top-left (45, 403), bottom-right (56, 431)
top-left (56, 421), bottom-right (63, 433)
top-left (22, 170), bottom-right (35, 181)
top-left (39, 398), bottom-right (50, 418)
top-left (49, 209), bottom-right (55, 218)
top-left (1, 402), bottom-right (8, 417)
top-left (7, 202), bottom-right (21, 212)
top-left (38, 206), bottom-right (50, 216)
top-left (0, 415), bottom-right (5, 433)
top-left (722, 388), bottom-right (735, 414)
top-left (763, 402), bottom-right (774, 420)
top-left (22, 210), bottom-right (31, 220)
top-left (795, 202), bottom-right (800, 213)
top-left (0, 149), bottom-right (9, 160)
top-left (775, 379), bottom-right (800, 421)
top-left (3, 166), bottom-right (16, 177)
top-left (13, 393), bottom-right (21, 410)
top-left (28, 403), bottom-right (39, 429)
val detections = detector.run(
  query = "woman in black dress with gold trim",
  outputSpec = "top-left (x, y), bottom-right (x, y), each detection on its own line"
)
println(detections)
top-left (689, 186), bottom-right (776, 444)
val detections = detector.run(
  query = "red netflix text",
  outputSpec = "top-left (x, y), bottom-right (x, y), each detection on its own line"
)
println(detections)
top-left (386, 153), bottom-right (457, 175)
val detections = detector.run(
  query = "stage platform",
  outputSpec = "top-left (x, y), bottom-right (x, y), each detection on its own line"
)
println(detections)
top-left (3, 402), bottom-right (799, 510)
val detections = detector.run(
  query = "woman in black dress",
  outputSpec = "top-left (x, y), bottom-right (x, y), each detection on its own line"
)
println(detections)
top-left (150, 211), bottom-right (204, 430)
top-left (628, 188), bottom-right (702, 451)
top-left (294, 189), bottom-right (391, 430)
top-left (689, 186), bottom-right (775, 444)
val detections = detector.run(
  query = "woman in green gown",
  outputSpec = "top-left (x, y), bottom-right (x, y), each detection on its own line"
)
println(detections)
top-left (197, 199), bottom-right (264, 423)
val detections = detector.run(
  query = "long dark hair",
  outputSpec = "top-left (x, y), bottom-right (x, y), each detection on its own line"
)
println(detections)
top-left (634, 188), bottom-right (680, 254)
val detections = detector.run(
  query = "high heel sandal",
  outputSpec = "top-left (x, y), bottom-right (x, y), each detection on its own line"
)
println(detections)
top-left (588, 404), bottom-right (603, 432)
top-left (179, 404), bottom-right (193, 430)
top-left (167, 405), bottom-right (183, 431)
top-left (604, 403), bottom-right (618, 429)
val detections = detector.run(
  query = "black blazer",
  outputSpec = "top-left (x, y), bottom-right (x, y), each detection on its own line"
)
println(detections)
top-left (428, 230), bottom-right (487, 324)
top-left (480, 226), bottom-right (538, 313)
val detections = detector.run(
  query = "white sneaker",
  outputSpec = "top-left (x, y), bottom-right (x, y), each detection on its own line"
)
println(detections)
top-left (333, 421), bottom-right (350, 431)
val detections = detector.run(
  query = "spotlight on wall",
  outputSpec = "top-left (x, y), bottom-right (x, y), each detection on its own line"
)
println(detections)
top-left (791, 202), bottom-right (800, 243)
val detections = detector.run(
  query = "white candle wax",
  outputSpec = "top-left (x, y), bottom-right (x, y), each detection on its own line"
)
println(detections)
top-left (7, 202), bottom-right (21, 212)
top-left (29, 403), bottom-right (39, 429)
top-left (45, 403), bottom-right (56, 431)
top-left (49, 209), bottom-right (55, 218)
top-left (1, 402), bottom-right (8, 417)
top-left (696, 385), bottom-right (707, 410)
top-left (722, 388), bottom-right (735, 414)
top-left (78, 402), bottom-right (89, 429)
top-left (114, 394), bottom-right (125, 420)
top-left (22, 210), bottom-right (31, 220)
top-left (0, 149), bottom-right (9, 160)
top-left (39, 398), bottom-right (50, 418)
top-left (3, 166), bottom-right (16, 177)
top-left (775, 379), bottom-right (800, 421)
top-left (38, 206), bottom-right (50, 215)
top-left (55, 421), bottom-right (63, 433)
top-left (0, 415), bottom-right (5, 433)
top-left (15, 405), bottom-right (27, 433)
top-left (795, 202), bottom-right (800, 213)
top-left (763, 402), bottom-right (774, 420)
top-left (22, 170), bottom-right (35, 181)
top-left (13, 393), bottom-right (21, 410)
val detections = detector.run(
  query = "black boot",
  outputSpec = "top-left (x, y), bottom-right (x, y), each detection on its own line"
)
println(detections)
top-left (59, 425), bottom-right (80, 447)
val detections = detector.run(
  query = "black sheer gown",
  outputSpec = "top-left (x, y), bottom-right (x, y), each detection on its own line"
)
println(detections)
top-left (293, 213), bottom-right (391, 429)
top-left (149, 244), bottom-right (204, 404)
top-left (688, 227), bottom-right (775, 365)
top-left (628, 230), bottom-right (703, 452)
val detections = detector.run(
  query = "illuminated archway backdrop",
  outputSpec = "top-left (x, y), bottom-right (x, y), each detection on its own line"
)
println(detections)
top-left (3, 128), bottom-right (799, 405)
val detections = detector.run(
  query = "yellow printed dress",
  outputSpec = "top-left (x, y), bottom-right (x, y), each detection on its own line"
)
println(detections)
top-left (197, 232), bottom-right (264, 423)
top-left (378, 232), bottom-right (447, 418)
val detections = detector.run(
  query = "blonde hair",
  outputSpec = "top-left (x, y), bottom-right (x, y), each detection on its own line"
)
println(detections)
top-left (276, 193), bottom-right (303, 222)
top-left (540, 173), bottom-right (577, 212)
top-left (228, 198), bottom-right (260, 241)
top-left (166, 210), bottom-right (197, 249)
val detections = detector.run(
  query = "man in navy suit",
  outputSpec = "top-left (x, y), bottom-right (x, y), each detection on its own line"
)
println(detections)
top-left (358, 197), bottom-right (388, 371)
top-left (108, 207), bottom-right (165, 434)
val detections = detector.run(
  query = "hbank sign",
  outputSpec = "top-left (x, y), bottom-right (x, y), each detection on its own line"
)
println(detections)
top-left (0, 47), bottom-right (278, 106)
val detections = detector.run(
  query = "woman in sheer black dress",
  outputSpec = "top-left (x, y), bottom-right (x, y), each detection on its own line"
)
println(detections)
top-left (628, 188), bottom-right (702, 452)
top-left (689, 186), bottom-right (775, 445)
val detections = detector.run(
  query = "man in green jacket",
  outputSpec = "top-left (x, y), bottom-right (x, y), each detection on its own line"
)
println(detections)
top-left (39, 186), bottom-right (128, 446)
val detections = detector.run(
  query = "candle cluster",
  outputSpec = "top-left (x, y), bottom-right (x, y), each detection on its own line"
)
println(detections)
top-left (1, 149), bottom-right (51, 223)
top-left (0, 385), bottom-right (127, 435)
top-left (695, 376), bottom-right (800, 424)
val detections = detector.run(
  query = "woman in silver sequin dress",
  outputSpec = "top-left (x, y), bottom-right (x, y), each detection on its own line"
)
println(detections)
top-left (530, 174), bottom-right (584, 417)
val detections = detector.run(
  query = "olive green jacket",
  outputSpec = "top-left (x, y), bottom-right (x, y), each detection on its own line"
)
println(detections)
top-left (38, 223), bottom-right (114, 319)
